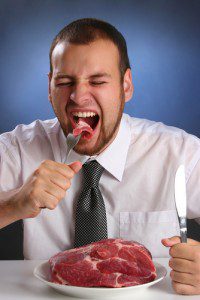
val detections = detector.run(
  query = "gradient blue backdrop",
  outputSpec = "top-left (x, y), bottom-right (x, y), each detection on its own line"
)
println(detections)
top-left (0, 0), bottom-right (200, 137)
top-left (0, 0), bottom-right (200, 259)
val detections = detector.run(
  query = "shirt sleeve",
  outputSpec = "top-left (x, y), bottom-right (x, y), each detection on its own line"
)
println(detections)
top-left (0, 141), bottom-right (22, 192)
top-left (186, 139), bottom-right (200, 224)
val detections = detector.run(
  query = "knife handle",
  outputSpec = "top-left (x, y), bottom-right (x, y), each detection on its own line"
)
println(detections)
top-left (179, 217), bottom-right (187, 243)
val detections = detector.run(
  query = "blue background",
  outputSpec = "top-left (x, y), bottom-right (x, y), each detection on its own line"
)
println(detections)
top-left (0, 0), bottom-right (200, 259)
top-left (0, 0), bottom-right (200, 137)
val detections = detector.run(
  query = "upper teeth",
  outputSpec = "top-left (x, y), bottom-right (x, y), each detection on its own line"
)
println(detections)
top-left (72, 112), bottom-right (96, 117)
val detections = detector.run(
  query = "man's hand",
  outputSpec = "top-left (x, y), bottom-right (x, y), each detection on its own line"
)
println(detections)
top-left (162, 236), bottom-right (200, 295)
top-left (13, 160), bottom-right (82, 219)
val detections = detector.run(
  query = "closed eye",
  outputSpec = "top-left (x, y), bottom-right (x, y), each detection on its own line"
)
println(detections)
top-left (91, 81), bottom-right (107, 85)
top-left (56, 82), bottom-right (74, 87)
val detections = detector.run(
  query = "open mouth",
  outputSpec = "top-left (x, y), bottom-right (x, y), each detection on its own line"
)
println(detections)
top-left (73, 115), bottom-right (99, 130)
top-left (71, 112), bottom-right (100, 140)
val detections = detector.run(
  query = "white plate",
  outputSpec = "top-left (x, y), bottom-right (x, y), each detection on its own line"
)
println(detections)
top-left (34, 261), bottom-right (167, 299)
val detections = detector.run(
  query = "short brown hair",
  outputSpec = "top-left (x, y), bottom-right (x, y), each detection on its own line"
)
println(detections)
top-left (49, 18), bottom-right (131, 81)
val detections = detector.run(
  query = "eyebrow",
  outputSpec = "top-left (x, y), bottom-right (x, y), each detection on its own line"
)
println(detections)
top-left (54, 74), bottom-right (74, 80)
top-left (54, 72), bottom-right (111, 80)
top-left (89, 73), bottom-right (111, 79)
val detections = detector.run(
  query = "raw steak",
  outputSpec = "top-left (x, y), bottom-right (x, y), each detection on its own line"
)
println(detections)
top-left (73, 119), bottom-right (93, 137)
top-left (49, 238), bottom-right (157, 288)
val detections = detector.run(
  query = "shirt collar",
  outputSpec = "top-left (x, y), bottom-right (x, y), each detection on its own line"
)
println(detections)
top-left (59, 114), bottom-right (131, 182)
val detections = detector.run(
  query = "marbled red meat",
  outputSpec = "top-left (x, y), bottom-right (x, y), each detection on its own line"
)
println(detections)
top-left (73, 119), bottom-right (93, 137)
top-left (49, 239), bottom-right (157, 288)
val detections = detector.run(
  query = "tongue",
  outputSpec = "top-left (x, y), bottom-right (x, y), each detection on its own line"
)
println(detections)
top-left (73, 118), bottom-right (94, 138)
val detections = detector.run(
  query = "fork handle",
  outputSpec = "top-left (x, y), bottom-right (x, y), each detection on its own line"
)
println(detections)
top-left (64, 149), bottom-right (72, 164)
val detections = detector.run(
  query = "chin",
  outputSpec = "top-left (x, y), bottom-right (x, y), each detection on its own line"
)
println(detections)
top-left (74, 146), bottom-right (99, 156)
top-left (74, 140), bottom-right (106, 156)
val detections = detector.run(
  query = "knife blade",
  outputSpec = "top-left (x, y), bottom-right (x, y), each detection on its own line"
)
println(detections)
top-left (174, 164), bottom-right (187, 243)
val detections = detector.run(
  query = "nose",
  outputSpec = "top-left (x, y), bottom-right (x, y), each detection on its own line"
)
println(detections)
top-left (69, 82), bottom-right (92, 105)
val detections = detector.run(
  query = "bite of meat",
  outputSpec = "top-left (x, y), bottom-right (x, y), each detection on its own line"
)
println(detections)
top-left (49, 238), bottom-right (157, 288)
top-left (73, 115), bottom-right (99, 137)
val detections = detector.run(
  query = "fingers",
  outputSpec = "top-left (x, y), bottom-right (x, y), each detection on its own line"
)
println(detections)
top-left (172, 281), bottom-right (200, 295)
top-left (169, 243), bottom-right (198, 261)
top-left (169, 257), bottom-right (194, 273)
top-left (38, 160), bottom-right (81, 178)
top-left (39, 190), bottom-right (60, 210)
top-left (47, 172), bottom-right (71, 191)
top-left (69, 161), bottom-right (82, 173)
top-left (33, 160), bottom-right (82, 191)
top-left (161, 236), bottom-right (180, 247)
top-left (18, 160), bottom-right (82, 218)
top-left (170, 270), bottom-right (195, 286)
top-left (163, 236), bottom-right (200, 295)
top-left (162, 236), bottom-right (200, 247)
top-left (32, 168), bottom-right (72, 209)
top-left (34, 160), bottom-right (82, 210)
top-left (170, 254), bottom-right (200, 294)
top-left (171, 268), bottom-right (200, 294)
top-left (30, 183), bottom-right (66, 210)
top-left (43, 181), bottom-right (66, 200)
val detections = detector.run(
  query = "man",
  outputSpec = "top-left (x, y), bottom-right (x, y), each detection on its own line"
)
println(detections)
top-left (0, 18), bottom-right (200, 295)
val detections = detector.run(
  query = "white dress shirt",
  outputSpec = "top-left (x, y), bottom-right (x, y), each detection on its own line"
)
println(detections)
top-left (0, 113), bottom-right (200, 259)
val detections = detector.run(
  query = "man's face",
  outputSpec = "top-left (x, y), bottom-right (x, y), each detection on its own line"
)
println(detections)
top-left (49, 39), bottom-right (133, 155)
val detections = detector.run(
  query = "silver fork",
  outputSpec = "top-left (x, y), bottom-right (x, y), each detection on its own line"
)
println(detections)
top-left (64, 133), bottom-right (81, 163)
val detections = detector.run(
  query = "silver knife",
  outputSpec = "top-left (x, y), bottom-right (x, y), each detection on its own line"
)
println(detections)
top-left (174, 164), bottom-right (187, 243)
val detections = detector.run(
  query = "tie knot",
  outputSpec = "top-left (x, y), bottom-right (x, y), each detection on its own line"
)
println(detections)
top-left (83, 160), bottom-right (104, 188)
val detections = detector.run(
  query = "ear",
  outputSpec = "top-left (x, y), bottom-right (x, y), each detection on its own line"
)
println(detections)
top-left (48, 72), bottom-right (52, 103)
top-left (123, 68), bottom-right (134, 103)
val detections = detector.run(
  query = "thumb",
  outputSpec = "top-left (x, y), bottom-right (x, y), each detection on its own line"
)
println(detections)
top-left (161, 236), bottom-right (181, 247)
top-left (69, 161), bottom-right (82, 173)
